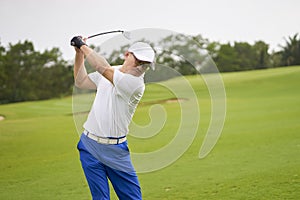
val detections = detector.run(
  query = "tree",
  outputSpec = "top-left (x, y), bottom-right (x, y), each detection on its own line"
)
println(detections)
top-left (280, 33), bottom-right (300, 66)
top-left (214, 41), bottom-right (271, 72)
top-left (157, 34), bottom-right (209, 75)
top-left (214, 43), bottom-right (240, 72)
top-left (233, 42), bottom-right (258, 70)
top-left (253, 41), bottom-right (271, 69)
top-left (270, 51), bottom-right (282, 68)
top-left (0, 40), bottom-right (73, 104)
top-left (107, 44), bottom-right (130, 66)
top-left (0, 41), bottom-right (37, 102)
top-left (0, 42), bottom-right (6, 95)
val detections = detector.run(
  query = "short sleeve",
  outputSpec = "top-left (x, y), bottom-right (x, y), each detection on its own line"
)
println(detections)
top-left (113, 69), bottom-right (145, 100)
top-left (88, 71), bottom-right (102, 87)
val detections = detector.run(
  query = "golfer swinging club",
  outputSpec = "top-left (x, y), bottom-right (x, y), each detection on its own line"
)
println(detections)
top-left (70, 36), bottom-right (155, 200)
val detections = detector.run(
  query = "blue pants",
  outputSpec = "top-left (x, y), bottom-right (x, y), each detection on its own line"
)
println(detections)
top-left (77, 135), bottom-right (142, 200)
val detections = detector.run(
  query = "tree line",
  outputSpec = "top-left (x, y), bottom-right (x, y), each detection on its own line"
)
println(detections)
top-left (210, 33), bottom-right (300, 72)
top-left (0, 33), bottom-right (299, 104)
top-left (0, 41), bottom-right (73, 104)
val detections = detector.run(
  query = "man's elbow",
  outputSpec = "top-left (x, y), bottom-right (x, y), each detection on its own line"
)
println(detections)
top-left (74, 76), bottom-right (96, 90)
top-left (74, 78), bottom-right (84, 88)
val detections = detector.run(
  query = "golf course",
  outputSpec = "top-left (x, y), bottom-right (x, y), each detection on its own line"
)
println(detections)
top-left (0, 66), bottom-right (299, 199)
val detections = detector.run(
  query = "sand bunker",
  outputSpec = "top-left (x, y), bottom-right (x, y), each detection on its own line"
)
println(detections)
top-left (140, 98), bottom-right (188, 106)
top-left (0, 116), bottom-right (5, 121)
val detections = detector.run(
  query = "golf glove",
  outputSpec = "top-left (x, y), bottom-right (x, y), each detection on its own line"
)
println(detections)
top-left (70, 36), bottom-right (87, 49)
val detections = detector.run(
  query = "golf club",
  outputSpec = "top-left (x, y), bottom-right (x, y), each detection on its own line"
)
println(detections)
top-left (87, 30), bottom-right (131, 40)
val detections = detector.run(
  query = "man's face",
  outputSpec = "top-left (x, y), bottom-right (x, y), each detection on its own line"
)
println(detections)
top-left (124, 51), bottom-right (151, 69)
top-left (124, 52), bottom-right (138, 67)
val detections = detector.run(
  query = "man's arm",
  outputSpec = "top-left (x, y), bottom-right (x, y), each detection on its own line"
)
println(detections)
top-left (71, 36), bottom-right (115, 84)
top-left (80, 45), bottom-right (114, 84)
top-left (73, 48), bottom-right (97, 89)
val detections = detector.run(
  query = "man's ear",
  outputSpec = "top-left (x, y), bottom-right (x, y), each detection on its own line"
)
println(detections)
top-left (124, 51), bottom-right (130, 58)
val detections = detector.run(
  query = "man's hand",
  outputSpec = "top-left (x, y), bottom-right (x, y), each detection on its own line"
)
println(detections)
top-left (70, 36), bottom-right (87, 49)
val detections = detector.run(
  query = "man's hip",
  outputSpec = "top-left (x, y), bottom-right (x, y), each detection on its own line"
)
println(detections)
top-left (83, 130), bottom-right (127, 145)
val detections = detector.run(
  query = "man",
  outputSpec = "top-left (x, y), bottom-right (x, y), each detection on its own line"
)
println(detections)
top-left (70, 36), bottom-right (155, 200)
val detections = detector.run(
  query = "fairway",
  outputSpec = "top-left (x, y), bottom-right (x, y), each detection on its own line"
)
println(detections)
top-left (0, 66), bottom-right (299, 199)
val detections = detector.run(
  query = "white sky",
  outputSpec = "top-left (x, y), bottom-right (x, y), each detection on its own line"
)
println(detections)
top-left (0, 0), bottom-right (299, 60)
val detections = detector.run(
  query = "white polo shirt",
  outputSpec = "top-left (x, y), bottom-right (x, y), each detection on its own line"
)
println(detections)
top-left (83, 66), bottom-right (145, 138)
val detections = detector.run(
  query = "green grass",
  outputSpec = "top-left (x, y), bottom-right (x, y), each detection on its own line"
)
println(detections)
top-left (0, 66), bottom-right (300, 199)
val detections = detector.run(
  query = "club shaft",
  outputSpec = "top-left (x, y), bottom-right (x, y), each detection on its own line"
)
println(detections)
top-left (87, 30), bottom-right (124, 39)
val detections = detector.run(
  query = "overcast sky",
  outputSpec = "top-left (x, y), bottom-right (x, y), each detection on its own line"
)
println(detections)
top-left (0, 0), bottom-right (299, 60)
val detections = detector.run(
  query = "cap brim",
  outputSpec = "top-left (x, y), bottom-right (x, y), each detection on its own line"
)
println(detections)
top-left (133, 52), bottom-right (153, 63)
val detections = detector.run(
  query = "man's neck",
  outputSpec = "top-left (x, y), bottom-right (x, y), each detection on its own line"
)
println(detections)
top-left (120, 65), bottom-right (144, 77)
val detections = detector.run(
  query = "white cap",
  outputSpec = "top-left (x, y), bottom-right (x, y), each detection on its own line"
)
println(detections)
top-left (128, 42), bottom-right (155, 69)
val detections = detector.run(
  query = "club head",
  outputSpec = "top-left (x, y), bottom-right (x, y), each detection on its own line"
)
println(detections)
top-left (122, 31), bottom-right (131, 40)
